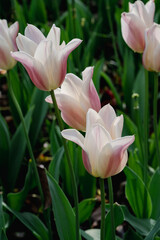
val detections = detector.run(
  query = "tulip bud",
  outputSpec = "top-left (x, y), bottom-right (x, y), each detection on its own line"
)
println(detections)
top-left (11, 24), bottom-right (82, 91)
top-left (61, 104), bottom-right (135, 179)
top-left (143, 24), bottom-right (160, 72)
top-left (0, 20), bottom-right (19, 71)
top-left (121, 0), bottom-right (155, 53)
top-left (45, 67), bottom-right (101, 131)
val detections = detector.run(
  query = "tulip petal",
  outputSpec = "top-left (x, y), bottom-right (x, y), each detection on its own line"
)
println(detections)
top-left (82, 150), bottom-right (92, 175)
top-left (85, 124), bottom-right (112, 176)
top-left (9, 21), bottom-right (19, 51)
top-left (121, 12), bottom-right (145, 52)
top-left (61, 129), bottom-right (85, 150)
top-left (111, 115), bottom-right (124, 139)
top-left (47, 24), bottom-right (60, 47)
top-left (99, 104), bottom-right (116, 133)
top-left (55, 93), bottom-right (86, 130)
top-left (82, 67), bottom-right (101, 112)
top-left (25, 24), bottom-right (45, 44)
top-left (34, 40), bottom-right (66, 90)
top-left (0, 36), bottom-right (15, 70)
top-left (86, 108), bottom-right (103, 134)
top-left (16, 33), bottom-right (37, 56)
top-left (145, 0), bottom-right (155, 21)
top-left (61, 74), bottom-right (82, 100)
top-left (62, 38), bottom-right (82, 58)
top-left (11, 51), bottom-right (48, 90)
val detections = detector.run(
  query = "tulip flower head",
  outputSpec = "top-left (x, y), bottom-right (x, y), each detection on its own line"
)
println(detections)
top-left (0, 20), bottom-right (19, 71)
top-left (45, 67), bottom-right (101, 131)
top-left (11, 24), bottom-right (82, 91)
top-left (62, 104), bottom-right (135, 179)
top-left (143, 24), bottom-right (160, 72)
top-left (121, 0), bottom-right (155, 53)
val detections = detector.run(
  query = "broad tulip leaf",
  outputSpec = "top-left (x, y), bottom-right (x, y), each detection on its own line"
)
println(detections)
top-left (121, 205), bottom-right (156, 236)
top-left (105, 203), bottom-right (124, 240)
top-left (47, 171), bottom-right (77, 240)
top-left (3, 203), bottom-right (49, 240)
top-left (8, 106), bottom-right (34, 190)
top-left (124, 166), bottom-right (152, 218)
top-left (124, 227), bottom-right (143, 240)
top-left (7, 160), bottom-right (36, 211)
top-left (29, 88), bottom-right (48, 147)
top-left (0, 114), bottom-right (10, 167)
top-left (144, 216), bottom-right (160, 240)
top-left (81, 229), bottom-right (100, 240)
top-left (48, 146), bottom-right (64, 181)
top-left (75, 198), bottom-right (96, 224)
top-left (29, 0), bottom-right (47, 24)
top-left (149, 168), bottom-right (160, 219)
top-left (93, 58), bottom-right (104, 93)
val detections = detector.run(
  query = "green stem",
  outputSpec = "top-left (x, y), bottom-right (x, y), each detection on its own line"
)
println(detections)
top-left (106, 0), bottom-right (122, 74)
top-left (108, 177), bottom-right (115, 240)
top-left (7, 73), bottom-right (44, 204)
top-left (99, 178), bottom-right (105, 240)
top-left (153, 73), bottom-right (160, 166)
top-left (50, 90), bottom-right (80, 240)
top-left (144, 70), bottom-right (149, 185)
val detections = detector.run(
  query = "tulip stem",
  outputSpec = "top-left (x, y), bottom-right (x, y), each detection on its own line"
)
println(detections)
top-left (153, 73), bottom-right (160, 166)
top-left (6, 72), bottom-right (44, 204)
top-left (50, 89), bottom-right (80, 240)
top-left (99, 178), bottom-right (105, 240)
top-left (108, 176), bottom-right (115, 240)
top-left (144, 70), bottom-right (149, 185)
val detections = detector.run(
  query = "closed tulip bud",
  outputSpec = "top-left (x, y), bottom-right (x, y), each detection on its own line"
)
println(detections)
top-left (121, 0), bottom-right (155, 53)
top-left (45, 67), bottom-right (101, 131)
top-left (11, 24), bottom-right (82, 91)
top-left (61, 104), bottom-right (135, 178)
top-left (143, 24), bottom-right (160, 72)
top-left (0, 20), bottom-right (19, 71)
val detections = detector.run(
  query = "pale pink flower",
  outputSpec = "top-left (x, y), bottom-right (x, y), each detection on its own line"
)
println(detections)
top-left (0, 20), bottom-right (19, 70)
top-left (11, 24), bottom-right (82, 91)
top-left (45, 67), bottom-right (101, 131)
top-left (121, 0), bottom-right (155, 53)
top-left (61, 104), bottom-right (135, 178)
top-left (143, 24), bottom-right (160, 72)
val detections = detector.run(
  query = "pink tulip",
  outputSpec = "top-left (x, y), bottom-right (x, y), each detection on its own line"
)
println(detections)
top-left (61, 104), bottom-right (135, 178)
top-left (11, 24), bottom-right (82, 91)
top-left (45, 67), bottom-right (101, 131)
top-left (143, 24), bottom-right (160, 72)
top-left (0, 20), bottom-right (19, 70)
top-left (121, 0), bottom-right (155, 53)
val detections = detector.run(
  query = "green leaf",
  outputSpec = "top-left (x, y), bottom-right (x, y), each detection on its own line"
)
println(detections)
top-left (92, 58), bottom-right (104, 93)
top-left (48, 146), bottom-right (64, 181)
top-left (121, 205), bottom-right (156, 236)
top-left (149, 168), bottom-right (160, 219)
top-left (29, 88), bottom-right (48, 147)
top-left (7, 106), bottom-right (34, 190)
top-left (47, 171), bottom-right (76, 240)
top-left (7, 160), bottom-right (36, 211)
top-left (3, 203), bottom-right (49, 240)
top-left (124, 166), bottom-right (152, 218)
top-left (105, 203), bottom-right (124, 240)
top-left (13, 0), bottom-right (27, 32)
top-left (76, 198), bottom-right (96, 224)
top-left (101, 72), bottom-right (122, 108)
top-left (0, 114), bottom-right (10, 168)
top-left (124, 227), bottom-right (143, 240)
top-left (81, 229), bottom-right (100, 240)
top-left (29, 0), bottom-right (47, 24)
top-left (121, 49), bottom-right (135, 111)
top-left (0, 193), bottom-right (6, 237)
top-left (144, 216), bottom-right (160, 240)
